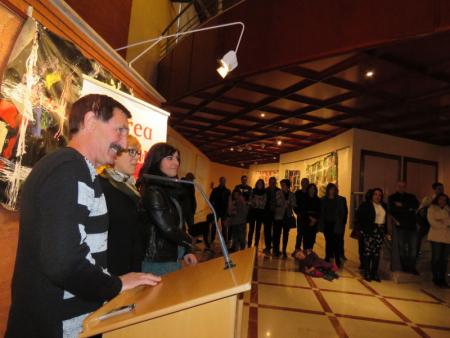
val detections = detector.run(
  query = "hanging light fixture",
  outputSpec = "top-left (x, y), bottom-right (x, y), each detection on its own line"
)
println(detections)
top-left (116, 22), bottom-right (245, 78)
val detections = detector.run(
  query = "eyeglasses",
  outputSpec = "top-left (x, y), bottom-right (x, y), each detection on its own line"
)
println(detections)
top-left (121, 148), bottom-right (141, 158)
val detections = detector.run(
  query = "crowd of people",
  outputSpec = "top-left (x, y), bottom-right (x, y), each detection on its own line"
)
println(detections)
top-left (5, 94), bottom-right (450, 338)
top-left (208, 175), bottom-right (349, 277)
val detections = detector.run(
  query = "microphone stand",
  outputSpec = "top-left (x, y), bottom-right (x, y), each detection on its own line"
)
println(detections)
top-left (143, 174), bottom-right (236, 270)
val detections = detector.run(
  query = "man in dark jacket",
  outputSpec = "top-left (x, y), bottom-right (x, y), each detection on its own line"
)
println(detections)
top-left (6, 95), bottom-right (160, 338)
top-left (389, 181), bottom-right (420, 274)
top-left (210, 176), bottom-right (231, 242)
top-left (294, 177), bottom-right (310, 250)
top-left (264, 176), bottom-right (280, 255)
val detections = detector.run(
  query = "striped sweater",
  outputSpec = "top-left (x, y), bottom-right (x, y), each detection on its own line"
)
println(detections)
top-left (6, 147), bottom-right (121, 338)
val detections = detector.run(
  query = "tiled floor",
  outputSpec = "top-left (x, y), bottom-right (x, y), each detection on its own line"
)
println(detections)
top-left (239, 234), bottom-right (450, 338)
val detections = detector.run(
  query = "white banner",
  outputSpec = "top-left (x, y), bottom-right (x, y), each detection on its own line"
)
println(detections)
top-left (81, 76), bottom-right (169, 163)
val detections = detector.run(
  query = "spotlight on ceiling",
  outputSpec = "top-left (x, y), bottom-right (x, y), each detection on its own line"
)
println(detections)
top-left (260, 112), bottom-right (266, 118)
top-left (217, 50), bottom-right (238, 78)
top-left (246, 144), bottom-right (252, 151)
top-left (365, 70), bottom-right (374, 78)
top-left (276, 140), bottom-right (282, 146)
top-left (230, 147), bottom-right (234, 151)
top-left (260, 143), bottom-right (266, 149)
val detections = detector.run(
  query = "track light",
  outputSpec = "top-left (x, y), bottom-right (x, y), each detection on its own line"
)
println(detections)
top-left (217, 50), bottom-right (238, 78)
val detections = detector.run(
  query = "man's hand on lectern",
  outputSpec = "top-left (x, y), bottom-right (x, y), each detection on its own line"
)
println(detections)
top-left (119, 272), bottom-right (162, 292)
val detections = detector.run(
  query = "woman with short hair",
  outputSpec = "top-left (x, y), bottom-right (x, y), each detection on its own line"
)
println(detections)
top-left (273, 179), bottom-right (297, 258)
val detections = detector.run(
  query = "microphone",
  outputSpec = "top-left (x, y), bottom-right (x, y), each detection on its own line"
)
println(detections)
top-left (143, 174), bottom-right (236, 270)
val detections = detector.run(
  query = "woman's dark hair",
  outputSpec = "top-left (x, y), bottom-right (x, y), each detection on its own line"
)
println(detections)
top-left (280, 179), bottom-right (291, 189)
top-left (432, 193), bottom-right (449, 205)
top-left (367, 188), bottom-right (384, 202)
top-left (254, 179), bottom-right (265, 190)
top-left (307, 183), bottom-right (318, 197)
top-left (325, 183), bottom-right (338, 197)
top-left (137, 142), bottom-right (179, 187)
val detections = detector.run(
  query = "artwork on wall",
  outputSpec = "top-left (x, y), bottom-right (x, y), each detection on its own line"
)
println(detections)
top-left (284, 169), bottom-right (301, 190)
top-left (0, 18), bottom-right (164, 211)
top-left (255, 170), bottom-right (279, 186)
top-left (305, 151), bottom-right (338, 196)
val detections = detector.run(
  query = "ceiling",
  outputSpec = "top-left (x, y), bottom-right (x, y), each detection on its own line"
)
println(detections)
top-left (163, 31), bottom-right (450, 168)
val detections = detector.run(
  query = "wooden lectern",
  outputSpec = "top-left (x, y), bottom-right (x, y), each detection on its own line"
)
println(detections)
top-left (80, 247), bottom-right (255, 338)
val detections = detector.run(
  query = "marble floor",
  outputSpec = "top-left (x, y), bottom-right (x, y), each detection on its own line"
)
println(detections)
top-left (236, 233), bottom-right (450, 338)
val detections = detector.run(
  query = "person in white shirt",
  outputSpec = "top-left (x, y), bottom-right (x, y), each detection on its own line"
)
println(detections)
top-left (427, 193), bottom-right (450, 288)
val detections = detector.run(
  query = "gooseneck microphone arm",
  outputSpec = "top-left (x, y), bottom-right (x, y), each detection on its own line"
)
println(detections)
top-left (143, 174), bottom-right (236, 270)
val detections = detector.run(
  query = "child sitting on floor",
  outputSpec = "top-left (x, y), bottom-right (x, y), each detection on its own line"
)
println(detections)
top-left (293, 249), bottom-right (339, 281)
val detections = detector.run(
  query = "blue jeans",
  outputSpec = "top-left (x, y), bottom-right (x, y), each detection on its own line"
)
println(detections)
top-left (142, 247), bottom-right (185, 276)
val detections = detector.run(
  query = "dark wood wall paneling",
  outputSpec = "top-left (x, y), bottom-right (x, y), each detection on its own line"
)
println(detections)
top-left (64, 0), bottom-right (133, 57)
top-left (158, 0), bottom-right (450, 101)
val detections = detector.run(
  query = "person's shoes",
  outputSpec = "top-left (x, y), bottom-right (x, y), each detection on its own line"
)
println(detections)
top-left (263, 248), bottom-right (271, 256)
top-left (273, 252), bottom-right (280, 258)
top-left (282, 252), bottom-right (288, 259)
top-left (341, 255), bottom-right (348, 261)
top-left (364, 273), bottom-right (372, 282)
top-left (410, 269), bottom-right (420, 276)
top-left (371, 273), bottom-right (381, 282)
top-left (436, 280), bottom-right (449, 288)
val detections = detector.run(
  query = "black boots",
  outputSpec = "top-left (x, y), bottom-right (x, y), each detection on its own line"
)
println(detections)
top-left (363, 256), bottom-right (371, 282)
top-left (363, 256), bottom-right (381, 282)
top-left (371, 256), bottom-right (381, 282)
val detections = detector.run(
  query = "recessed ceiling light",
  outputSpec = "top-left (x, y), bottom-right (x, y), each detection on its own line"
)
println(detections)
top-left (277, 140), bottom-right (282, 146)
top-left (365, 70), bottom-right (374, 78)
top-left (260, 112), bottom-right (266, 118)
top-left (273, 156), bottom-right (277, 160)
top-left (230, 147), bottom-right (234, 151)
top-left (240, 162), bottom-right (244, 167)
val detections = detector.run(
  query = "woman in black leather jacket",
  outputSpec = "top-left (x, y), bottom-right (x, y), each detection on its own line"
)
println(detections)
top-left (137, 142), bottom-right (197, 275)
top-left (356, 188), bottom-right (387, 282)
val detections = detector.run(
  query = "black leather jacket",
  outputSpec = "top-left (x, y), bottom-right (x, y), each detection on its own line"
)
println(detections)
top-left (141, 178), bottom-right (193, 262)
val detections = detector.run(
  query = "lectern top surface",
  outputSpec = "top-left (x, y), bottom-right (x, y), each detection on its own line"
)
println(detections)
top-left (80, 247), bottom-right (255, 337)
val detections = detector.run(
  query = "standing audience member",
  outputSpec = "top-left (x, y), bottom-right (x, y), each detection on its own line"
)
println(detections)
top-left (264, 176), bottom-right (279, 255)
top-left (294, 178), bottom-right (310, 250)
top-left (427, 193), bottom-right (450, 287)
top-left (301, 184), bottom-right (321, 252)
top-left (138, 143), bottom-right (197, 276)
top-left (209, 177), bottom-right (231, 243)
top-left (100, 135), bottom-right (143, 275)
top-left (319, 183), bottom-right (348, 268)
top-left (6, 94), bottom-right (160, 338)
top-left (234, 175), bottom-right (252, 201)
top-left (248, 179), bottom-right (267, 248)
top-left (228, 189), bottom-right (249, 251)
top-left (420, 182), bottom-right (445, 209)
top-left (273, 179), bottom-right (297, 258)
top-left (417, 182), bottom-right (445, 257)
top-left (389, 181), bottom-right (420, 274)
top-left (357, 188), bottom-right (387, 282)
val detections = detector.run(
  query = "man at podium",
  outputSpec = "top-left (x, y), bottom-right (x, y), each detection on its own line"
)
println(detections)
top-left (6, 95), bottom-right (161, 338)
